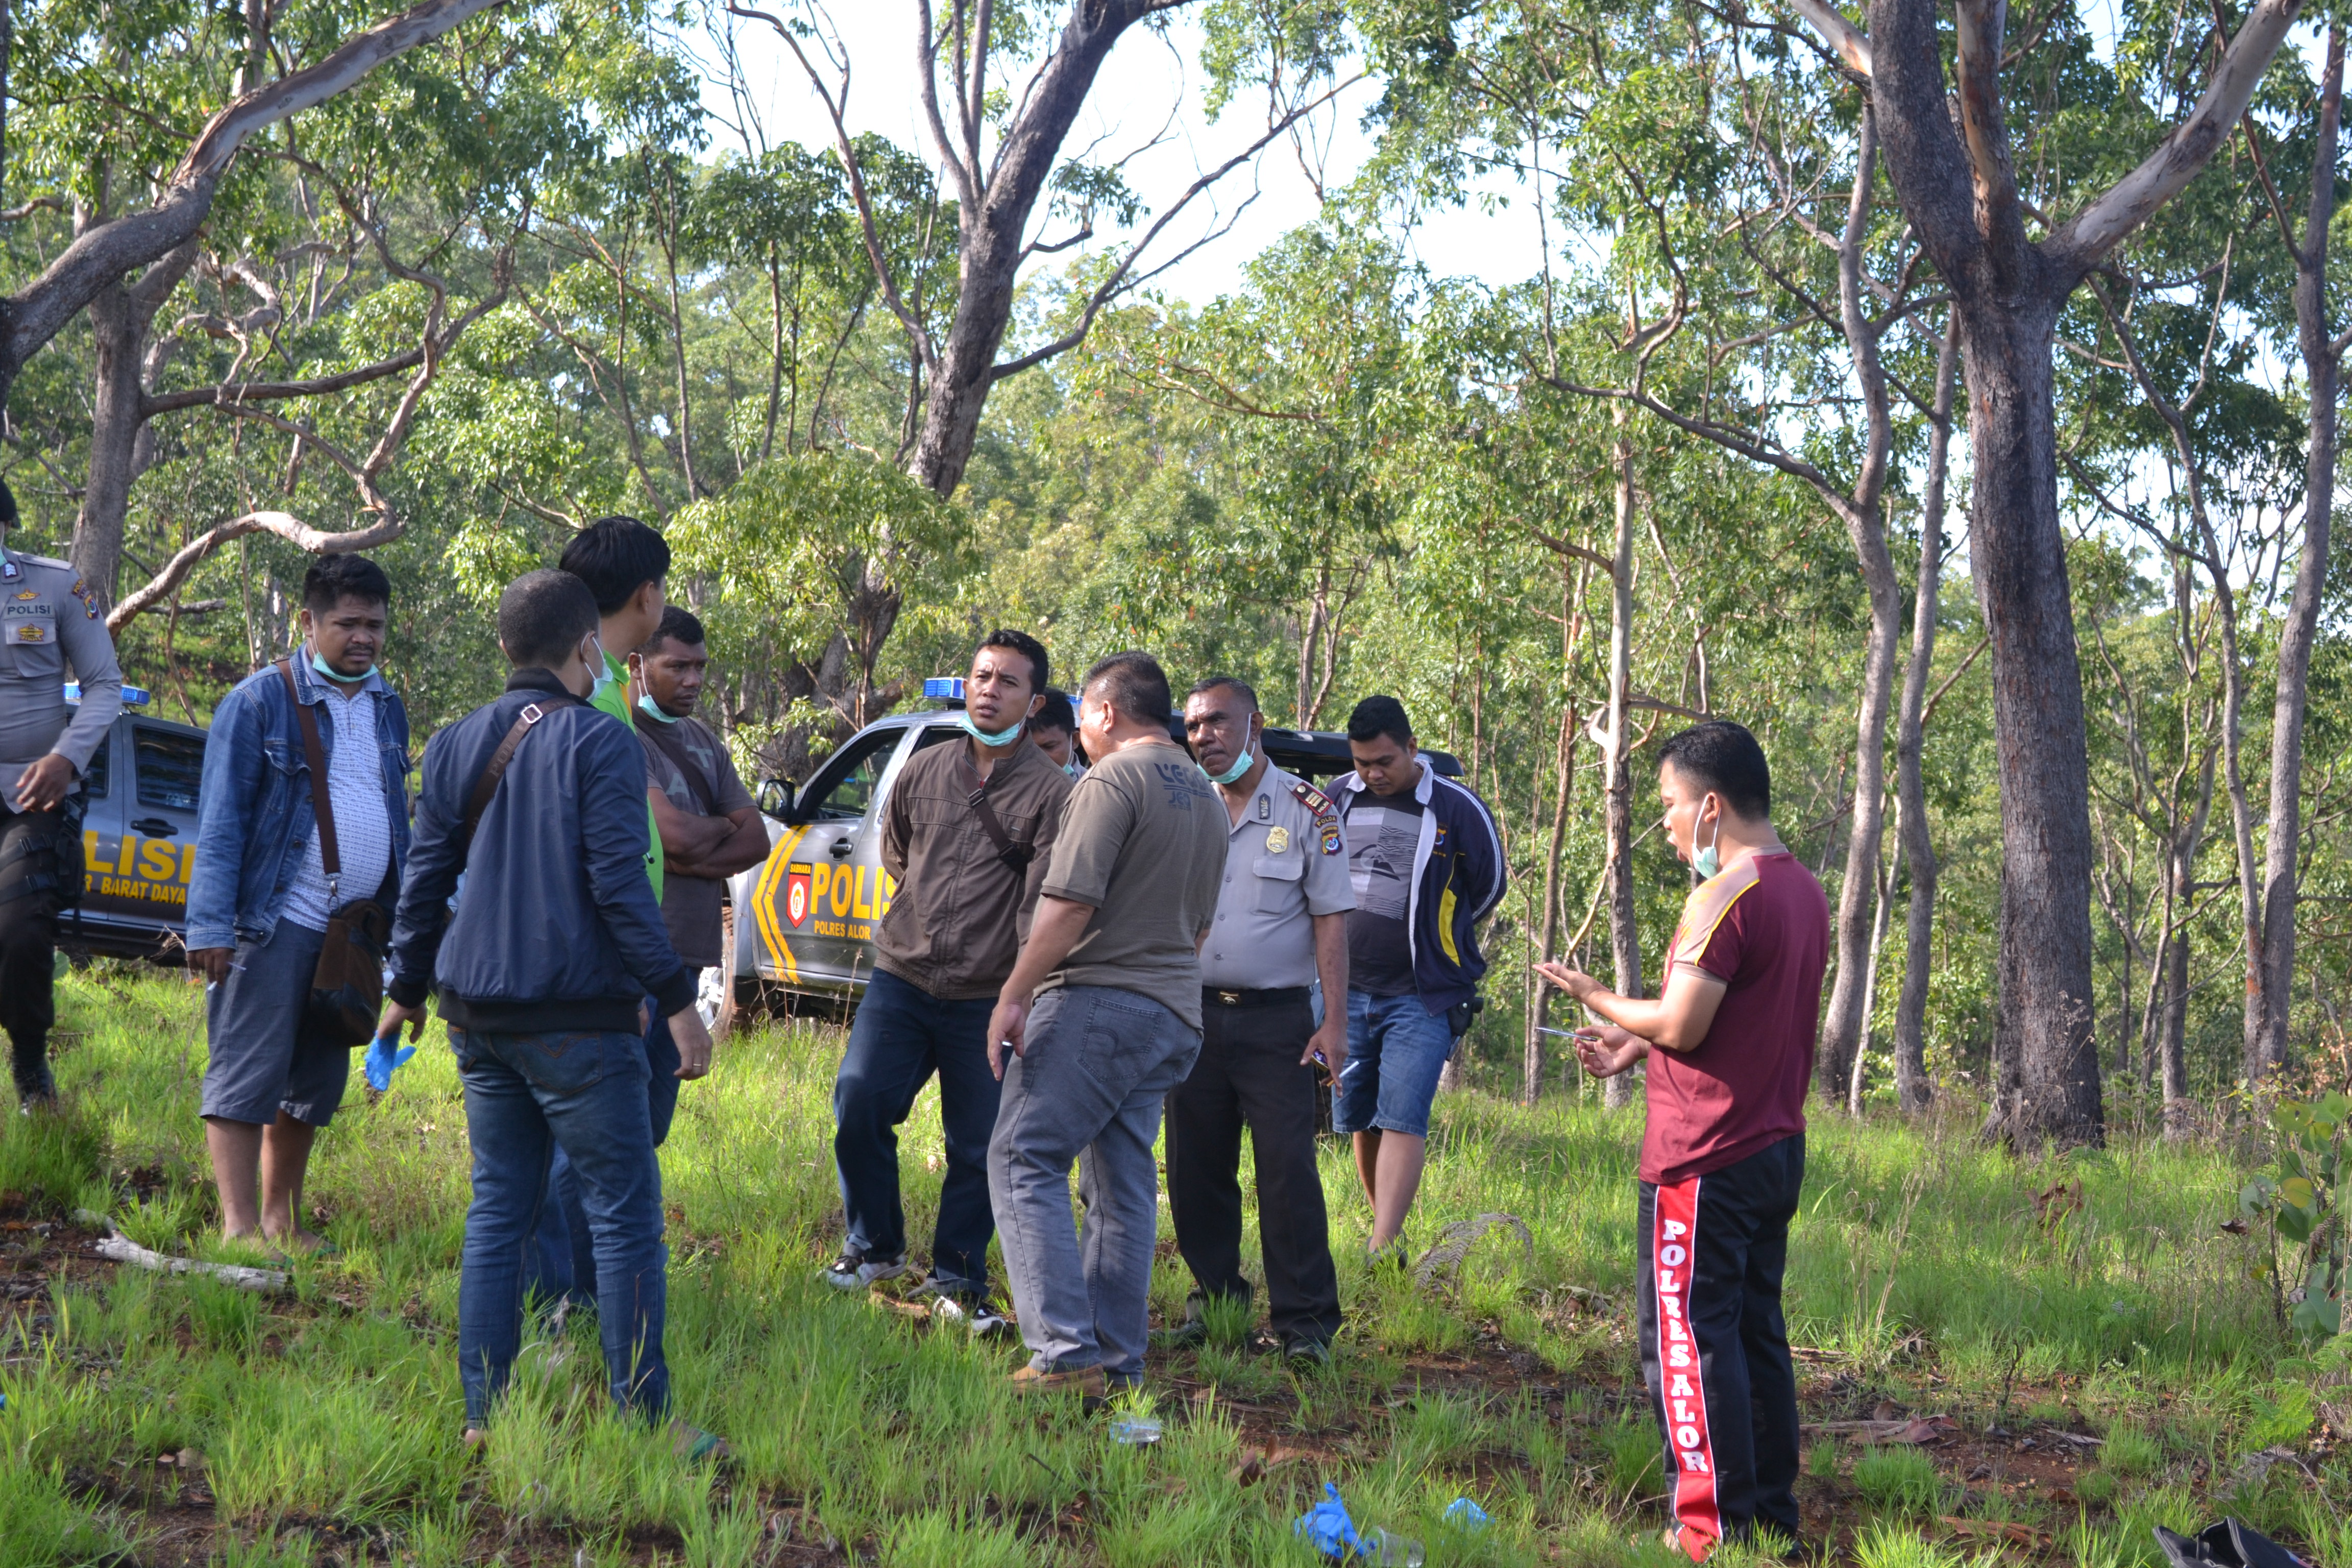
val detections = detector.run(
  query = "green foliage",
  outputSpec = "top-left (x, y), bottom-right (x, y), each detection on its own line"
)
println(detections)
top-left (2241, 1094), bottom-right (2349, 1341)
top-left (1852, 1445), bottom-right (1946, 1517)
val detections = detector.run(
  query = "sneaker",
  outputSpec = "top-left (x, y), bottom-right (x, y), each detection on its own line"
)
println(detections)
top-left (930, 1292), bottom-right (1010, 1337)
top-left (824, 1247), bottom-right (907, 1291)
top-left (1009, 1363), bottom-right (1107, 1398)
top-left (1282, 1335), bottom-right (1332, 1368)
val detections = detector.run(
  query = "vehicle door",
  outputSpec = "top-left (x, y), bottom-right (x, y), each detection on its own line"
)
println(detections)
top-left (79, 717), bottom-right (204, 943)
top-left (742, 724), bottom-right (913, 994)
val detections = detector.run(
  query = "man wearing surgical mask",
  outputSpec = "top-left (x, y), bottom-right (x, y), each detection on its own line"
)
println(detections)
top-left (826, 629), bottom-right (1072, 1333)
top-left (1535, 720), bottom-right (1825, 1563)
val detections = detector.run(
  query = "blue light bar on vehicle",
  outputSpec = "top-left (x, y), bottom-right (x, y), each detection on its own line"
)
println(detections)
top-left (923, 676), bottom-right (966, 702)
top-left (64, 682), bottom-right (149, 706)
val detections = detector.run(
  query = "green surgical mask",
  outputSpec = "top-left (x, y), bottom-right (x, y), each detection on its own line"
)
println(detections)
top-left (960, 713), bottom-right (1025, 748)
top-left (1201, 741), bottom-right (1256, 787)
top-left (637, 692), bottom-right (681, 724)
top-left (311, 651), bottom-right (370, 685)
top-left (1694, 808), bottom-right (1723, 881)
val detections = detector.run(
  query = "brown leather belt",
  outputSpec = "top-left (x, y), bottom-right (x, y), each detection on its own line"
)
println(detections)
top-left (1202, 986), bottom-right (1312, 1008)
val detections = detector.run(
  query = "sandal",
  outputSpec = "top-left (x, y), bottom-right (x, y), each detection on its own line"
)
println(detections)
top-left (667, 1418), bottom-right (731, 1464)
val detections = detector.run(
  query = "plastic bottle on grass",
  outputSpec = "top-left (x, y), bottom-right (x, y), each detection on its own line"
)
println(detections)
top-left (1357, 1526), bottom-right (1424, 1566)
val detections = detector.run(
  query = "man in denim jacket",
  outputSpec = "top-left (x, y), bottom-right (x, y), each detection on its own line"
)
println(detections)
top-left (187, 555), bottom-right (409, 1251)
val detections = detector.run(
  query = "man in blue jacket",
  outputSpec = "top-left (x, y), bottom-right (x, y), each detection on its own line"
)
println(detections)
top-left (189, 555), bottom-right (408, 1251)
top-left (379, 569), bottom-right (721, 1456)
top-left (1328, 694), bottom-right (1506, 1262)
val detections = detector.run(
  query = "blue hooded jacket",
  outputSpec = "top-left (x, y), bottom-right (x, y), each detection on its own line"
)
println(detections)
top-left (1329, 755), bottom-right (1507, 1015)
top-left (387, 668), bottom-right (693, 1033)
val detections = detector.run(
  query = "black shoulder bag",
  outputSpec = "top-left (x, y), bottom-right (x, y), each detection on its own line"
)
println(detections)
top-left (965, 760), bottom-right (1035, 878)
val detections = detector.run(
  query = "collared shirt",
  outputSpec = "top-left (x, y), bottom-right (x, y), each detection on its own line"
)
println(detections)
top-left (0, 542), bottom-right (123, 802)
top-left (874, 732), bottom-right (1074, 999)
top-left (592, 651), bottom-right (662, 899)
top-left (1200, 763), bottom-right (1355, 991)
top-left (637, 712), bottom-right (755, 968)
top-left (277, 667), bottom-right (397, 931)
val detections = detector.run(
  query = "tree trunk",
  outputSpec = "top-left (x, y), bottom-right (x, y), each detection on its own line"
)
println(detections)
top-left (1602, 407), bottom-right (1643, 1110)
top-left (1527, 698), bottom-right (1579, 1105)
top-left (902, 0), bottom-right (1158, 497)
top-left (2252, 27), bottom-right (2344, 1084)
top-left (69, 250), bottom-right (191, 611)
top-left (1847, 831), bottom-right (1895, 1114)
top-left (1961, 297), bottom-right (2104, 1148)
top-left (1892, 322), bottom-right (1958, 1111)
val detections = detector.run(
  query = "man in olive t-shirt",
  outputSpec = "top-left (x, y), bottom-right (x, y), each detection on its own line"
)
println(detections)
top-left (985, 652), bottom-right (1228, 1396)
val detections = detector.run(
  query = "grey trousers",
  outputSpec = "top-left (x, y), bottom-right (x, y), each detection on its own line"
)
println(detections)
top-left (987, 984), bottom-right (1200, 1382)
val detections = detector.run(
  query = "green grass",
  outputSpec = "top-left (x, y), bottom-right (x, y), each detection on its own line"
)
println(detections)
top-left (0, 964), bottom-right (2342, 1563)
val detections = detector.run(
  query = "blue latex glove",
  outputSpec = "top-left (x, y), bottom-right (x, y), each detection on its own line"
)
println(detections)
top-left (1293, 1482), bottom-right (1363, 1560)
top-left (363, 1030), bottom-right (416, 1092)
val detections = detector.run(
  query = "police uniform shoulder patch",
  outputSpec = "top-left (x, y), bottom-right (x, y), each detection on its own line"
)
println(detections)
top-left (1289, 779), bottom-right (1344, 854)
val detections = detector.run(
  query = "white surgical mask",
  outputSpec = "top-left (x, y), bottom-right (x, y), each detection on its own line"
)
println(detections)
top-left (311, 650), bottom-right (369, 684)
top-left (637, 692), bottom-right (681, 724)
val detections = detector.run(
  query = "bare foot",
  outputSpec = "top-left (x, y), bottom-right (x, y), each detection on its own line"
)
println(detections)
top-left (462, 1428), bottom-right (487, 1452)
top-left (263, 1228), bottom-right (335, 1255)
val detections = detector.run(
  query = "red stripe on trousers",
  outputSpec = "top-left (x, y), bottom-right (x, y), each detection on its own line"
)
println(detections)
top-left (1655, 1175), bottom-right (1723, 1560)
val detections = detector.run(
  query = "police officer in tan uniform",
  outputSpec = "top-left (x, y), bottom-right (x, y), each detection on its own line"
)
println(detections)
top-left (1165, 675), bottom-right (1353, 1363)
top-left (0, 481), bottom-right (124, 1108)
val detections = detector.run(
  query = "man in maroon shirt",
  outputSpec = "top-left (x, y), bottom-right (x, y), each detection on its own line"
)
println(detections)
top-left (1539, 720), bottom-right (1827, 1562)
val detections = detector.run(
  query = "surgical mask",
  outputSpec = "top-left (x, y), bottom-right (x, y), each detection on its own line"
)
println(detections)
top-left (1694, 805), bottom-right (1723, 881)
top-left (1063, 759), bottom-right (1085, 779)
top-left (1200, 740), bottom-right (1256, 787)
top-left (960, 712), bottom-right (1025, 748)
top-left (310, 650), bottom-right (370, 685)
top-left (637, 692), bottom-right (681, 724)
top-left (586, 640), bottom-right (611, 693)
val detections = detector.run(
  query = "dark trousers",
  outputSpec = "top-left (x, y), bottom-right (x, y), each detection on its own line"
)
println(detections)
top-left (1163, 994), bottom-right (1342, 1344)
top-left (0, 803), bottom-right (71, 1096)
top-left (1637, 1134), bottom-right (1805, 1559)
top-left (833, 968), bottom-right (1002, 1293)
top-left (526, 997), bottom-right (678, 1310)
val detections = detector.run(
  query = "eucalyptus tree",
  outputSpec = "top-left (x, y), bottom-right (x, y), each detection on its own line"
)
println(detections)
top-left (1784, 0), bottom-right (2310, 1145)
top-left (723, 0), bottom-right (1362, 500)
top-left (0, 0), bottom-right (518, 425)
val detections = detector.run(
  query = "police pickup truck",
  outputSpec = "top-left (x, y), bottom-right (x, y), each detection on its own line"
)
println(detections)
top-left (718, 682), bottom-right (1461, 1026)
top-left (53, 684), bottom-right (207, 962)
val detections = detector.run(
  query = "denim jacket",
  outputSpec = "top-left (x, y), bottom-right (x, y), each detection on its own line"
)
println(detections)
top-left (185, 654), bottom-right (411, 950)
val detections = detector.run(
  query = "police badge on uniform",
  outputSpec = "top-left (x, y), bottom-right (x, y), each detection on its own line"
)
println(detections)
top-left (1266, 826), bottom-right (1289, 853)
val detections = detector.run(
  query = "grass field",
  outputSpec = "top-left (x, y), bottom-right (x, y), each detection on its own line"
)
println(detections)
top-left (0, 964), bottom-right (2343, 1566)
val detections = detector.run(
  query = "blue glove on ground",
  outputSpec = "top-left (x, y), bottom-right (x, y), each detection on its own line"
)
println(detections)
top-left (1293, 1482), bottom-right (1363, 1560)
top-left (364, 1031), bottom-right (416, 1092)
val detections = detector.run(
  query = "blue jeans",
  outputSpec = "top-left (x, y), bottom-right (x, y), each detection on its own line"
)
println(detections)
top-left (832, 969), bottom-right (1003, 1293)
top-left (988, 985), bottom-right (1200, 1382)
top-left (452, 1025), bottom-right (669, 1426)
top-left (1332, 990), bottom-right (1455, 1138)
top-left (526, 998), bottom-right (678, 1309)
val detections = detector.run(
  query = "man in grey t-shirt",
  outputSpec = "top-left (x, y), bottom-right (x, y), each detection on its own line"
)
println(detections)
top-left (986, 652), bottom-right (1228, 1397)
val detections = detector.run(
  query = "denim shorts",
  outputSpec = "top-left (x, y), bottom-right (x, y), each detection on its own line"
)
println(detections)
top-left (199, 917), bottom-right (351, 1128)
top-left (1332, 990), bottom-right (1456, 1138)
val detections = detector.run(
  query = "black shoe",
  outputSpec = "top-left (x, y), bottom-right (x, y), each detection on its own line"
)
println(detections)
top-left (1368, 1235), bottom-right (1411, 1274)
top-left (1281, 1335), bottom-right (1332, 1368)
top-left (824, 1246), bottom-right (908, 1291)
top-left (13, 1058), bottom-right (56, 1114)
top-left (1153, 1315), bottom-right (1211, 1350)
top-left (930, 1292), bottom-right (1010, 1337)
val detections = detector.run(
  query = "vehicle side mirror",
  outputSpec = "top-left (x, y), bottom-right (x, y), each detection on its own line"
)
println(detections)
top-left (757, 777), bottom-right (799, 822)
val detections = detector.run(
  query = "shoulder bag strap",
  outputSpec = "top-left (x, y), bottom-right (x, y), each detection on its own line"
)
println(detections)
top-left (634, 707), bottom-right (717, 815)
top-left (278, 659), bottom-right (342, 903)
top-left (963, 756), bottom-right (1034, 875)
top-left (457, 693), bottom-right (580, 862)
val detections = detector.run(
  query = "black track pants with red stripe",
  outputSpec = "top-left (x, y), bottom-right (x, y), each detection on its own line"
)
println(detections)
top-left (1636, 1133), bottom-right (1805, 1561)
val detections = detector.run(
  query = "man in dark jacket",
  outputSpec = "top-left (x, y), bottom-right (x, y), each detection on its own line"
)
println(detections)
top-left (1327, 695), bottom-right (1506, 1261)
top-left (380, 569), bottom-right (721, 1455)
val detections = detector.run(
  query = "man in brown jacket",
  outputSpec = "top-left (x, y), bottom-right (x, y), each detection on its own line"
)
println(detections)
top-left (827, 629), bottom-right (1073, 1331)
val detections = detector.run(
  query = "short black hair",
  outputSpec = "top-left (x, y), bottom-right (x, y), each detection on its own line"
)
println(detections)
top-left (0, 479), bottom-right (17, 527)
top-left (303, 553), bottom-right (392, 614)
top-left (977, 628), bottom-right (1048, 693)
top-left (1187, 675), bottom-right (1259, 714)
top-left (1657, 719), bottom-right (1772, 821)
top-left (1346, 695), bottom-right (1414, 749)
top-left (644, 604), bottom-right (706, 653)
top-left (1034, 687), bottom-right (1076, 734)
top-left (498, 569), bottom-right (600, 670)
top-left (1083, 651), bottom-right (1172, 726)
top-left (559, 516), bottom-right (670, 614)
